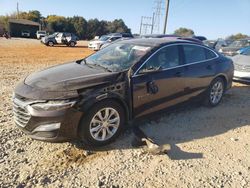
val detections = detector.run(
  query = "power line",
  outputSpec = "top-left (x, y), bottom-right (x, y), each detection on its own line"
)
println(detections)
top-left (139, 16), bottom-right (154, 35)
top-left (152, 0), bottom-right (164, 34)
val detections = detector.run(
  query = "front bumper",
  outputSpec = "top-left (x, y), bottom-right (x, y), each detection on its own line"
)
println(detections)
top-left (88, 43), bottom-right (100, 51)
top-left (233, 70), bottom-right (250, 83)
top-left (13, 97), bottom-right (83, 142)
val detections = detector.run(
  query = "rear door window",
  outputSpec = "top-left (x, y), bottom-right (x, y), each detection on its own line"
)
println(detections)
top-left (183, 45), bottom-right (206, 64)
top-left (205, 48), bottom-right (217, 59)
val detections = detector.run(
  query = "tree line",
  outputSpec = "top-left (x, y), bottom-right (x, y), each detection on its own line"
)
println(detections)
top-left (0, 10), bottom-right (131, 40)
top-left (173, 27), bottom-right (249, 40)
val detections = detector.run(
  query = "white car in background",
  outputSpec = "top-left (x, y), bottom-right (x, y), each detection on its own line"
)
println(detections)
top-left (88, 35), bottom-right (122, 51)
top-left (36, 30), bottom-right (47, 39)
top-left (21, 30), bottom-right (30, 38)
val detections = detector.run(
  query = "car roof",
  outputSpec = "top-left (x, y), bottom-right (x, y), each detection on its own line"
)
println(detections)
top-left (119, 38), bottom-right (205, 48)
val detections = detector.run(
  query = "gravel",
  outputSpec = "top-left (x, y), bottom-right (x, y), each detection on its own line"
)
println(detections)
top-left (0, 38), bottom-right (250, 188)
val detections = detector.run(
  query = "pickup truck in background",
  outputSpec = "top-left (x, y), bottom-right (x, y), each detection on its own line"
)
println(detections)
top-left (36, 31), bottom-right (47, 39)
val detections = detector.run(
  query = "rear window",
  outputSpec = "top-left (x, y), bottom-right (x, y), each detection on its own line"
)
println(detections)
top-left (183, 45), bottom-right (217, 64)
top-left (183, 45), bottom-right (206, 64)
top-left (205, 48), bottom-right (217, 59)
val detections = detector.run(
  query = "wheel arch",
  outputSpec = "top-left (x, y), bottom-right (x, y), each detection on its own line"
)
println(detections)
top-left (214, 74), bottom-right (228, 90)
top-left (78, 93), bottom-right (130, 125)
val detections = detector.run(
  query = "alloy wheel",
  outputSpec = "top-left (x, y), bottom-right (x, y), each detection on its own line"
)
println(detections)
top-left (89, 107), bottom-right (120, 141)
top-left (210, 81), bottom-right (224, 105)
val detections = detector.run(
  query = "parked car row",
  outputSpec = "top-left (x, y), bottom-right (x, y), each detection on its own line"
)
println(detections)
top-left (203, 38), bottom-right (250, 57)
top-left (89, 34), bottom-right (207, 51)
top-left (218, 38), bottom-right (250, 56)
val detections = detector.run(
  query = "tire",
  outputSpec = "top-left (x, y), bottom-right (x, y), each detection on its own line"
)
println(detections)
top-left (69, 41), bottom-right (76, 47)
top-left (204, 77), bottom-right (225, 107)
top-left (47, 41), bottom-right (54, 47)
top-left (79, 100), bottom-right (125, 147)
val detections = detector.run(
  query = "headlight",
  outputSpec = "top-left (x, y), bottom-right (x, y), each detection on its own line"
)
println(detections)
top-left (31, 100), bottom-right (77, 111)
top-left (219, 49), bottom-right (223, 53)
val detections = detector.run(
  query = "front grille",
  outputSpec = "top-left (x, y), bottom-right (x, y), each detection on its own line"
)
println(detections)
top-left (234, 64), bottom-right (250, 72)
top-left (13, 98), bottom-right (31, 128)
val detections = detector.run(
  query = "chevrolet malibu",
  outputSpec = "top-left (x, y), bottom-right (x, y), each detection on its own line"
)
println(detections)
top-left (13, 38), bottom-right (234, 146)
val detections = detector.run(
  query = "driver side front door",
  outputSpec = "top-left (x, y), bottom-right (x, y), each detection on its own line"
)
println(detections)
top-left (131, 44), bottom-right (187, 118)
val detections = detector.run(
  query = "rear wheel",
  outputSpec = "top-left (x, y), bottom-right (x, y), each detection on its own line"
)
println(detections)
top-left (69, 41), bottom-right (76, 47)
top-left (204, 77), bottom-right (225, 107)
top-left (47, 41), bottom-right (54, 47)
top-left (79, 100), bottom-right (125, 146)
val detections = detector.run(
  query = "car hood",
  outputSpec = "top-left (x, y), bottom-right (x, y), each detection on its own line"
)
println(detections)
top-left (24, 61), bottom-right (119, 92)
top-left (232, 54), bottom-right (250, 65)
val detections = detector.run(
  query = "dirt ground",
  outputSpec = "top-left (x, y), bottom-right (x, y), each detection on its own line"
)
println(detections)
top-left (0, 38), bottom-right (250, 188)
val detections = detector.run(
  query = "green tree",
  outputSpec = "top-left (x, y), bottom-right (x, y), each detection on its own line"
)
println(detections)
top-left (0, 16), bottom-right (9, 31)
top-left (67, 16), bottom-right (87, 39)
top-left (174, 27), bottom-right (194, 37)
top-left (0, 10), bottom-right (131, 39)
top-left (86, 19), bottom-right (101, 39)
top-left (19, 10), bottom-right (41, 22)
top-left (46, 15), bottom-right (67, 33)
top-left (226, 33), bottom-right (249, 40)
top-left (107, 19), bottom-right (131, 33)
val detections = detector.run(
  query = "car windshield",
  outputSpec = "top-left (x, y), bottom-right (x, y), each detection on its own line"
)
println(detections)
top-left (229, 40), bottom-right (248, 48)
top-left (99, 36), bottom-right (110, 41)
top-left (38, 31), bottom-right (46, 34)
top-left (84, 43), bottom-right (152, 72)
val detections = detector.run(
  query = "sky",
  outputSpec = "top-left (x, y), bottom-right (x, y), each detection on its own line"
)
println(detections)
top-left (0, 0), bottom-right (249, 39)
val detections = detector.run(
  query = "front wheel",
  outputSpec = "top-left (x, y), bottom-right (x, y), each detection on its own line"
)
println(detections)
top-left (204, 77), bottom-right (225, 107)
top-left (79, 100), bottom-right (125, 146)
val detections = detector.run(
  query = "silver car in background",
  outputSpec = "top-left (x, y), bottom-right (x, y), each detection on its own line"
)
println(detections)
top-left (88, 33), bottom-right (134, 51)
top-left (232, 47), bottom-right (250, 83)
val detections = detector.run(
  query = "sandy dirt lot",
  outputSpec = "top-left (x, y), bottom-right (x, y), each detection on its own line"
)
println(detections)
top-left (0, 38), bottom-right (250, 188)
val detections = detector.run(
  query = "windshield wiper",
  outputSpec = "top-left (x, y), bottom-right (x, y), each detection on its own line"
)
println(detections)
top-left (92, 63), bottom-right (112, 72)
top-left (81, 59), bottom-right (87, 65)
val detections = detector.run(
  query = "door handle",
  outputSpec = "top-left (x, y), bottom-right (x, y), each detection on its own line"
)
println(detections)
top-left (147, 81), bottom-right (159, 94)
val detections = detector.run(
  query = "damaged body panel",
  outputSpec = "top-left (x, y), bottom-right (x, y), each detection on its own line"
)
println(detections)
top-left (13, 38), bottom-right (234, 146)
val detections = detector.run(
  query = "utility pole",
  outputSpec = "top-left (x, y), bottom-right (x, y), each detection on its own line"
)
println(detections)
top-left (16, 2), bottom-right (20, 19)
top-left (163, 0), bottom-right (170, 34)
